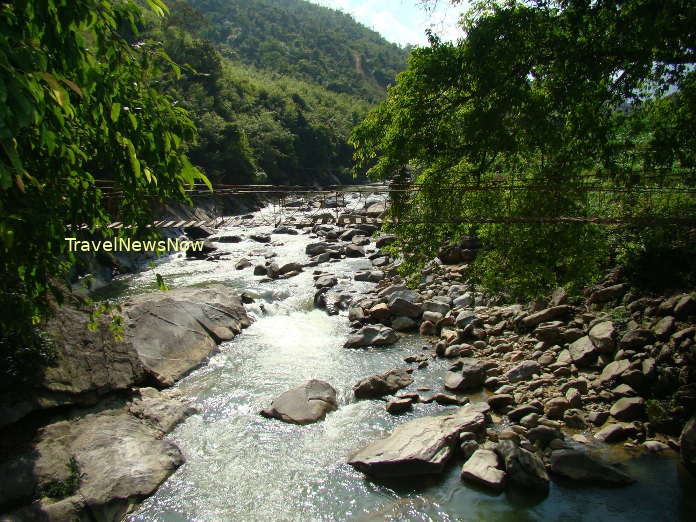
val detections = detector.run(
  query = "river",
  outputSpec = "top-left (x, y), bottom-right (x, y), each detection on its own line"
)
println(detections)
top-left (95, 198), bottom-right (695, 521)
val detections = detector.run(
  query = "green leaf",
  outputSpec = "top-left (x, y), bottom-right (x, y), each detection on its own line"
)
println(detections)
top-left (110, 102), bottom-right (120, 123)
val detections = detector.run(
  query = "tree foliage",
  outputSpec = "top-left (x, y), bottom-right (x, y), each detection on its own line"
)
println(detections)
top-left (0, 0), bottom-right (209, 380)
top-left (351, 0), bottom-right (696, 298)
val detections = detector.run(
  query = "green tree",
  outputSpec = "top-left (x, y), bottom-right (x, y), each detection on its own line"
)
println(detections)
top-left (0, 0), bottom-right (210, 382)
top-left (351, 0), bottom-right (696, 298)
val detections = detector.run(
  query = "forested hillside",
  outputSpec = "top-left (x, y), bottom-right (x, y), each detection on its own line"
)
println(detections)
top-left (144, 0), bottom-right (409, 185)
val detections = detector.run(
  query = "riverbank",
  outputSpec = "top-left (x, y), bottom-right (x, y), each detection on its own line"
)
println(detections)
top-left (2, 194), bottom-right (695, 521)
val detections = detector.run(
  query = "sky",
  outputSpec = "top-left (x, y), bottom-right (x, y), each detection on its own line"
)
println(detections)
top-left (307, 0), bottom-right (469, 47)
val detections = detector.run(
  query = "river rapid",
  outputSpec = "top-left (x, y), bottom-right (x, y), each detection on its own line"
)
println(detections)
top-left (95, 199), bottom-right (695, 521)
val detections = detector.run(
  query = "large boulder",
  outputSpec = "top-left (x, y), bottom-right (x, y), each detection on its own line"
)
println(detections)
top-left (495, 439), bottom-right (549, 493)
top-left (123, 285), bottom-right (250, 386)
top-left (610, 397), bottom-right (645, 421)
top-left (260, 380), bottom-right (338, 425)
top-left (460, 450), bottom-right (506, 492)
top-left (353, 369), bottom-right (413, 399)
top-left (521, 306), bottom-right (573, 329)
top-left (344, 325), bottom-right (398, 348)
top-left (348, 405), bottom-right (486, 477)
top-left (680, 416), bottom-right (696, 473)
top-left (588, 321), bottom-right (616, 352)
top-left (549, 449), bottom-right (634, 486)
top-left (0, 396), bottom-right (189, 521)
top-left (305, 242), bottom-right (331, 256)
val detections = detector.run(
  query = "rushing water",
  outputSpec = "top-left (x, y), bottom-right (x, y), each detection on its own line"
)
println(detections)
top-left (101, 200), bottom-right (696, 521)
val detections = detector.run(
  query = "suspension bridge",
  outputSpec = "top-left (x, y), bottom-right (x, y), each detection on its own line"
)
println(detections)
top-left (86, 177), bottom-right (696, 230)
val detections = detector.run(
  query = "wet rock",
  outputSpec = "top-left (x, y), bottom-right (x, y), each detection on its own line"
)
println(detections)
top-left (568, 336), bottom-right (601, 367)
top-left (277, 262), bottom-right (303, 276)
top-left (505, 361), bottom-right (541, 383)
top-left (348, 404), bottom-right (487, 477)
top-left (392, 316), bottom-right (417, 331)
top-left (508, 404), bottom-right (542, 423)
top-left (495, 440), bottom-right (549, 493)
top-left (609, 397), bottom-right (645, 421)
top-left (344, 244), bottom-right (365, 257)
top-left (260, 380), bottom-right (338, 425)
top-left (353, 369), bottom-right (413, 399)
top-left (679, 416), bottom-right (696, 473)
top-left (345, 325), bottom-right (398, 348)
top-left (253, 265), bottom-right (267, 276)
top-left (460, 450), bottom-right (506, 492)
top-left (306, 242), bottom-right (331, 256)
top-left (595, 423), bottom-right (637, 443)
top-left (272, 225), bottom-right (299, 235)
top-left (368, 303), bottom-right (391, 322)
top-left (314, 275), bottom-right (338, 289)
top-left (123, 285), bottom-right (249, 387)
top-left (444, 358), bottom-right (487, 391)
top-left (549, 449), bottom-right (634, 486)
top-left (643, 440), bottom-right (670, 452)
top-left (386, 398), bottom-right (414, 414)
top-left (528, 425), bottom-right (562, 445)
top-left (563, 409), bottom-right (587, 429)
top-left (249, 233), bottom-right (271, 243)
top-left (210, 234), bottom-right (242, 243)
top-left (235, 258), bottom-right (252, 270)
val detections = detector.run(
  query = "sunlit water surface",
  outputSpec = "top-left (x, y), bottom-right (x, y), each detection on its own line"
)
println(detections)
top-left (99, 201), bottom-right (695, 521)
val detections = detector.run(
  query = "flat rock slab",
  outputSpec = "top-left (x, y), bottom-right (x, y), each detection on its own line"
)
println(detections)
top-left (460, 449), bottom-right (506, 491)
top-left (260, 380), bottom-right (338, 425)
top-left (1, 396), bottom-right (189, 521)
top-left (124, 285), bottom-right (250, 386)
top-left (348, 405), bottom-right (487, 477)
top-left (549, 449), bottom-right (634, 486)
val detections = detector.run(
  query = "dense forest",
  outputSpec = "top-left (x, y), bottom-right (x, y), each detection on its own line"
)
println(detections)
top-left (146, 0), bottom-right (409, 185)
top-left (352, 0), bottom-right (696, 298)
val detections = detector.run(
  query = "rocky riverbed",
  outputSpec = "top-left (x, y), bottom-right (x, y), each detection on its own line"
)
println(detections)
top-left (2, 194), bottom-right (695, 521)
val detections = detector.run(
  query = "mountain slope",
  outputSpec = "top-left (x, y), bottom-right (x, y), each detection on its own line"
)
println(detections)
top-left (172, 0), bottom-right (409, 103)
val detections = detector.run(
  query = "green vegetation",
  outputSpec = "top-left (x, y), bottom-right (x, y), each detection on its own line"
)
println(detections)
top-left (41, 457), bottom-right (80, 500)
top-left (351, 0), bottom-right (696, 298)
top-left (143, 0), bottom-right (408, 184)
top-left (0, 0), bottom-right (209, 381)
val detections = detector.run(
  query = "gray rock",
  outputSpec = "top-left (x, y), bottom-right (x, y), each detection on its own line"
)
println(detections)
top-left (348, 405), bottom-right (486, 477)
top-left (653, 316), bottom-right (676, 339)
top-left (386, 398), bottom-right (413, 414)
top-left (306, 242), bottom-right (331, 256)
top-left (619, 329), bottom-right (655, 350)
top-left (344, 325), bottom-right (398, 348)
top-left (388, 297), bottom-right (423, 319)
top-left (609, 397), bottom-right (645, 421)
top-left (674, 295), bottom-right (696, 319)
top-left (235, 258), bottom-right (252, 270)
top-left (568, 336), bottom-right (601, 367)
top-left (589, 284), bottom-right (628, 304)
top-left (521, 306), bottom-right (573, 329)
top-left (495, 440), bottom-right (549, 493)
top-left (589, 321), bottom-right (616, 352)
top-left (460, 449), bottom-right (506, 491)
top-left (545, 397), bottom-right (570, 420)
top-left (488, 394), bottom-right (515, 410)
top-left (272, 225), bottom-right (299, 235)
top-left (549, 449), bottom-right (634, 486)
top-left (596, 423), bottom-right (635, 443)
top-left (249, 233), bottom-right (271, 243)
top-left (392, 316), bottom-right (417, 331)
top-left (353, 369), bottom-right (413, 399)
top-left (598, 359), bottom-right (631, 384)
top-left (505, 361), bottom-right (541, 383)
top-left (679, 416), bottom-right (696, 473)
top-left (315, 275), bottom-right (338, 289)
top-left (345, 244), bottom-right (365, 257)
top-left (423, 300), bottom-right (450, 315)
top-left (0, 406), bottom-right (185, 520)
top-left (444, 358), bottom-right (487, 391)
top-left (260, 380), bottom-right (338, 425)
top-left (277, 262), bottom-right (303, 275)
